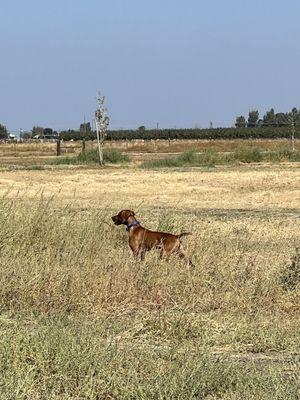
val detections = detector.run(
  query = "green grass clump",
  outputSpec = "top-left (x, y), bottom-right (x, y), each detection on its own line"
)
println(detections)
top-left (229, 148), bottom-right (264, 163)
top-left (50, 148), bottom-right (131, 165)
top-left (142, 148), bottom-right (300, 168)
top-left (263, 149), bottom-right (300, 163)
top-left (141, 150), bottom-right (222, 168)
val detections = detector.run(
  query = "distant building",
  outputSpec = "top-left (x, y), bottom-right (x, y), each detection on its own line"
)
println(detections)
top-left (80, 122), bottom-right (91, 133)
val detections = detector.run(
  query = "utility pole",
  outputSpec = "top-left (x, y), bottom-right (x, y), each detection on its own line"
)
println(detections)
top-left (95, 92), bottom-right (110, 166)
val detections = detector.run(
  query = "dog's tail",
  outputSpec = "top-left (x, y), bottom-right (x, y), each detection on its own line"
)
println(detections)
top-left (178, 232), bottom-right (192, 240)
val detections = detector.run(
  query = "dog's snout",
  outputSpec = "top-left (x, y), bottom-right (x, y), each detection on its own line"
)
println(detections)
top-left (112, 215), bottom-right (122, 225)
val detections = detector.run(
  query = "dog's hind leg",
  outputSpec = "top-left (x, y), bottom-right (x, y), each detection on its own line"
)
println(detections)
top-left (176, 247), bottom-right (195, 268)
top-left (159, 248), bottom-right (170, 262)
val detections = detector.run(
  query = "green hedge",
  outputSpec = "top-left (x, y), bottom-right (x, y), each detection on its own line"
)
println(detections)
top-left (59, 127), bottom-right (300, 141)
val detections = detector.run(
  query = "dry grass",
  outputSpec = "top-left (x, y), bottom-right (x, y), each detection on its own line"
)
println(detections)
top-left (0, 139), bottom-right (299, 166)
top-left (0, 164), bottom-right (299, 210)
top-left (0, 165), bottom-right (300, 398)
top-left (110, 138), bottom-right (300, 154)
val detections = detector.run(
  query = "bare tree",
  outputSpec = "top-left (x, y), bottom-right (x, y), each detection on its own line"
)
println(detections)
top-left (95, 92), bottom-right (110, 166)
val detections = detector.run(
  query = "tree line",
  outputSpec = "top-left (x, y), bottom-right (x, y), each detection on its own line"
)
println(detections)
top-left (1, 107), bottom-right (300, 141)
top-left (235, 107), bottom-right (300, 128)
top-left (57, 126), bottom-right (300, 141)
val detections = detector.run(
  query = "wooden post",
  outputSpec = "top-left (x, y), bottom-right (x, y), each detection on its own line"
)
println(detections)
top-left (82, 139), bottom-right (86, 153)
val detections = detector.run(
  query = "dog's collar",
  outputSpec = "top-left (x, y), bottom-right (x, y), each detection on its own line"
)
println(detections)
top-left (126, 221), bottom-right (140, 231)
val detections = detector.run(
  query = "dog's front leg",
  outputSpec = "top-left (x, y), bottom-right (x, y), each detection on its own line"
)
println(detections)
top-left (132, 247), bottom-right (145, 262)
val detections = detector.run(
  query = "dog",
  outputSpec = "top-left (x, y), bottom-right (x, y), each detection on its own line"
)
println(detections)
top-left (112, 209), bottom-right (194, 267)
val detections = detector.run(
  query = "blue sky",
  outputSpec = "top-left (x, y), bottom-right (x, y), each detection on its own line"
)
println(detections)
top-left (1, 0), bottom-right (300, 131)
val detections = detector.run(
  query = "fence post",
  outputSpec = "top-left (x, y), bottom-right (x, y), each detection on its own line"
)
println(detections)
top-left (81, 139), bottom-right (86, 153)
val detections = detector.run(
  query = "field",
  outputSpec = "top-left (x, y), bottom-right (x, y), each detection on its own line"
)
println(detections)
top-left (0, 138), bottom-right (299, 166)
top-left (0, 145), bottom-right (300, 398)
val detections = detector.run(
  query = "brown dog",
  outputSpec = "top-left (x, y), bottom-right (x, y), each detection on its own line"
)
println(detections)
top-left (112, 209), bottom-right (194, 267)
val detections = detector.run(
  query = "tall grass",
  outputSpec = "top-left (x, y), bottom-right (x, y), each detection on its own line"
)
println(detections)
top-left (1, 316), bottom-right (299, 399)
top-left (0, 197), bottom-right (299, 316)
top-left (0, 197), bottom-right (299, 398)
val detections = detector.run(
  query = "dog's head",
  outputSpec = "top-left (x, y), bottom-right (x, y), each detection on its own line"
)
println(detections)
top-left (111, 209), bottom-right (135, 225)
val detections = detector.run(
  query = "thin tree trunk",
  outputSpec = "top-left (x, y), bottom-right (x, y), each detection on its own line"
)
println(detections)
top-left (96, 124), bottom-right (103, 166)
top-left (291, 122), bottom-right (295, 152)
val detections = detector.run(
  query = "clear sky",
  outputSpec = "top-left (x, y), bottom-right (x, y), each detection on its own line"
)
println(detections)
top-left (1, 0), bottom-right (300, 131)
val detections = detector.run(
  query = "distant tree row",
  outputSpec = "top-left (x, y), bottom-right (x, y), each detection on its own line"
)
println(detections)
top-left (235, 107), bottom-right (300, 128)
top-left (0, 124), bottom-right (8, 139)
top-left (1, 107), bottom-right (300, 141)
top-left (57, 127), bottom-right (300, 141)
